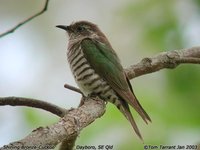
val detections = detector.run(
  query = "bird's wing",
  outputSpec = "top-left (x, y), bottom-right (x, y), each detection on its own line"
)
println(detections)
top-left (81, 38), bottom-right (151, 123)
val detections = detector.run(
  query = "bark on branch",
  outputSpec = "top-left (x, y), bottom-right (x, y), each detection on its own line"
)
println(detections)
top-left (126, 46), bottom-right (200, 79)
top-left (0, 97), bottom-right (67, 117)
top-left (0, 98), bottom-right (106, 150)
top-left (0, 46), bottom-right (200, 149)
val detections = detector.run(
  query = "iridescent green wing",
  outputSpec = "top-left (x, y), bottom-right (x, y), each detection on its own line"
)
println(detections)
top-left (81, 38), bottom-right (129, 91)
top-left (81, 38), bottom-right (151, 123)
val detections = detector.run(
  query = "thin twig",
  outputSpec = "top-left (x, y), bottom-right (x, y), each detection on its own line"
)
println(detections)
top-left (64, 83), bottom-right (83, 95)
top-left (0, 97), bottom-right (67, 117)
top-left (0, 0), bottom-right (49, 38)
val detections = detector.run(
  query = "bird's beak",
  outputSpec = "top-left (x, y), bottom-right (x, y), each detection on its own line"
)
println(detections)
top-left (56, 25), bottom-right (71, 32)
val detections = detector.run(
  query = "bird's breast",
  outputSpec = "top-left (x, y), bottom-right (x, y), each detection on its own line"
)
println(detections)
top-left (67, 45), bottom-right (120, 106)
top-left (67, 46), bottom-right (102, 95)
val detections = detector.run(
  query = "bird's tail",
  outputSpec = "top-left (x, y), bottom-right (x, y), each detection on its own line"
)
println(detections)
top-left (126, 77), bottom-right (151, 124)
top-left (128, 92), bottom-right (151, 124)
top-left (118, 100), bottom-right (143, 141)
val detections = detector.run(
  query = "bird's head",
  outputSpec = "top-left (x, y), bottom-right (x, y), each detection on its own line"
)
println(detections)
top-left (56, 21), bottom-right (107, 41)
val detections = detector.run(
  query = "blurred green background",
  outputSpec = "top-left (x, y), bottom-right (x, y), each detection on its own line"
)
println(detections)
top-left (0, 0), bottom-right (200, 149)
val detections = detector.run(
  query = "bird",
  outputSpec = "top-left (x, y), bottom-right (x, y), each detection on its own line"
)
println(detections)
top-left (56, 21), bottom-right (151, 140)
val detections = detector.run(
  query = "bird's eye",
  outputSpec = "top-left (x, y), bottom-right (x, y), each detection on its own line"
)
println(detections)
top-left (77, 26), bottom-right (85, 32)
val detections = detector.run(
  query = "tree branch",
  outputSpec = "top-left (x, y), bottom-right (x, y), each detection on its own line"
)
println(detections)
top-left (0, 46), bottom-right (200, 149)
top-left (0, 97), bottom-right (67, 117)
top-left (0, 0), bottom-right (49, 38)
top-left (0, 98), bottom-right (106, 150)
top-left (126, 46), bottom-right (200, 79)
